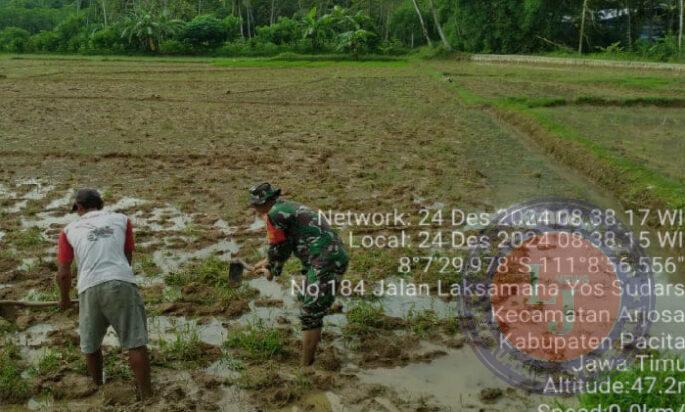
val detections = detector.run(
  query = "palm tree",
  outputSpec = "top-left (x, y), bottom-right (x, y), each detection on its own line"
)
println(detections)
top-left (120, 10), bottom-right (182, 52)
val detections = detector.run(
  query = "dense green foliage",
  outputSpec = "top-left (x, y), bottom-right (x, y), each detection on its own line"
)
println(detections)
top-left (0, 0), bottom-right (682, 59)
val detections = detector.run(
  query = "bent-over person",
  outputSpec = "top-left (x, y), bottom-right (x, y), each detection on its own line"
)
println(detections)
top-left (56, 189), bottom-right (152, 399)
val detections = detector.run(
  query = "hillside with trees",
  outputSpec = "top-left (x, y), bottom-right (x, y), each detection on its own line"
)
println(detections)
top-left (0, 0), bottom-right (683, 60)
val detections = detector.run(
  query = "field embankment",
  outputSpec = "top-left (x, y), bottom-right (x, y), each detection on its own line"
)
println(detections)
top-left (470, 54), bottom-right (685, 72)
top-left (436, 58), bottom-right (685, 214)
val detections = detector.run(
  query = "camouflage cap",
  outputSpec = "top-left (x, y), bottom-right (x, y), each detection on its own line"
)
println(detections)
top-left (249, 182), bottom-right (281, 206)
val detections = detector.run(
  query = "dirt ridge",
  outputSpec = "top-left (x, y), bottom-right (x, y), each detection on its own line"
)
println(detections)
top-left (471, 54), bottom-right (685, 72)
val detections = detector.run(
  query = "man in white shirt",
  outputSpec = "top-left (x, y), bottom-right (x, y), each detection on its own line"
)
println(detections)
top-left (56, 189), bottom-right (152, 400)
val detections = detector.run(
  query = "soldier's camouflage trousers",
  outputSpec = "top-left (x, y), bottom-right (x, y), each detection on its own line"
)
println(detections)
top-left (298, 261), bottom-right (348, 330)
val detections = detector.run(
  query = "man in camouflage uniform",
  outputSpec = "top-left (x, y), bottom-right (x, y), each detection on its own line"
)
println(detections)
top-left (249, 182), bottom-right (348, 366)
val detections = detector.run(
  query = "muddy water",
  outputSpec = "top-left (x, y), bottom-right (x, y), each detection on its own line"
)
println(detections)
top-left (378, 277), bottom-right (454, 319)
top-left (91, 316), bottom-right (231, 349)
top-left (359, 342), bottom-right (540, 410)
top-left (150, 316), bottom-right (228, 346)
top-left (238, 277), bottom-right (299, 326)
top-left (2, 179), bottom-right (55, 213)
top-left (3, 176), bottom-right (680, 412)
top-left (276, 391), bottom-right (345, 412)
top-left (152, 239), bottom-right (240, 273)
top-left (12, 324), bottom-right (56, 367)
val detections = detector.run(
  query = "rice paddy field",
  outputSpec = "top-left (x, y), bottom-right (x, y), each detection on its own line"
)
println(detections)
top-left (0, 54), bottom-right (683, 411)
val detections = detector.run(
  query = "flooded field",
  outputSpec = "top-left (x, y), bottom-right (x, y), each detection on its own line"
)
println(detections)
top-left (0, 55), bottom-right (683, 411)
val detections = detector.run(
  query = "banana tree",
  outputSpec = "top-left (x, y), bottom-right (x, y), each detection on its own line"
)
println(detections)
top-left (336, 28), bottom-right (375, 59)
top-left (120, 11), bottom-right (182, 52)
top-left (302, 7), bottom-right (331, 51)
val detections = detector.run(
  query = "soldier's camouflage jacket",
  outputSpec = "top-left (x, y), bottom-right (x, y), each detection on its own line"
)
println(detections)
top-left (265, 200), bottom-right (348, 277)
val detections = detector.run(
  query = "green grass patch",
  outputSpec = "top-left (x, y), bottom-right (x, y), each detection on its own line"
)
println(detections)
top-left (579, 75), bottom-right (679, 90)
top-left (0, 249), bottom-right (19, 273)
top-left (0, 341), bottom-right (31, 403)
top-left (525, 108), bottom-right (685, 210)
top-left (7, 53), bottom-right (216, 64)
top-left (503, 96), bottom-right (567, 108)
top-left (411, 46), bottom-right (470, 61)
top-left (162, 286), bottom-right (182, 303)
top-left (344, 300), bottom-right (386, 335)
top-left (104, 353), bottom-right (132, 381)
top-left (506, 95), bottom-right (685, 109)
top-left (545, 50), bottom-right (685, 64)
top-left (31, 350), bottom-right (61, 377)
top-left (406, 308), bottom-right (440, 337)
top-left (271, 52), bottom-right (405, 63)
top-left (235, 365), bottom-right (280, 390)
top-left (0, 317), bottom-right (14, 334)
top-left (134, 253), bottom-right (159, 277)
top-left (224, 321), bottom-right (286, 361)
top-left (61, 342), bottom-right (86, 374)
top-left (157, 324), bottom-right (205, 366)
top-left (25, 285), bottom-right (61, 303)
top-left (217, 352), bottom-right (245, 371)
top-left (165, 256), bottom-right (229, 287)
top-left (212, 284), bottom-right (257, 306)
top-left (442, 316), bottom-right (460, 335)
top-left (347, 247), bottom-right (407, 284)
top-left (164, 257), bottom-right (258, 306)
top-left (22, 200), bottom-right (45, 216)
top-left (5, 227), bottom-right (47, 250)
top-left (573, 96), bottom-right (685, 108)
top-left (213, 54), bottom-right (407, 69)
top-left (578, 353), bottom-right (685, 408)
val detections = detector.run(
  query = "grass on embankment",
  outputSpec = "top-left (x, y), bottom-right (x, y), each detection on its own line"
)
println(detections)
top-left (450, 80), bottom-right (685, 213)
top-left (508, 103), bottom-right (685, 211)
top-left (577, 353), bottom-right (685, 409)
top-left (1, 52), bottom-right (407, 68)
top-left (505, 96), bottom-right (685, 109)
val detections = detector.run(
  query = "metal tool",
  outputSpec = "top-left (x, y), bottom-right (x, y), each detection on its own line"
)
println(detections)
top-left (228, 259), bottom-right (246, 287)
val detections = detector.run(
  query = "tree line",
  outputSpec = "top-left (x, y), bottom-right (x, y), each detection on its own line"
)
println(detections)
top-left (0, 0), bottom-right (683, 60)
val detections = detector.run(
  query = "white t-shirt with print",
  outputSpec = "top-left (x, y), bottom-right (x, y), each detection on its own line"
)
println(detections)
top-left (59, 210), bottom-right (136, 294)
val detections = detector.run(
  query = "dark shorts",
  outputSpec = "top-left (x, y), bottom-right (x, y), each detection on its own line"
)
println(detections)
top-left (79, 280), bottom-right (148, 353)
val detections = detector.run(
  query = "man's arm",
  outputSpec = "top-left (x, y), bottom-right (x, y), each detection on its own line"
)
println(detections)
top-left (56, 232), bottom-right (74, 310)
top-left (265, 214), bottom-right (291, 278)
top-left (56, 262), bottom-right (72, 308)
top-left (125, 218), bottom-right (134, 266)
top-left (267, 241), bottom-right (292, 277)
